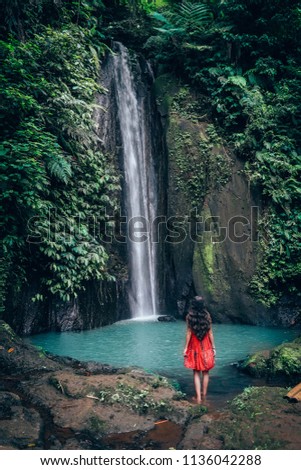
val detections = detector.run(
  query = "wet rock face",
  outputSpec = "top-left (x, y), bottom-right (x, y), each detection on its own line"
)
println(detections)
top-left (192, 158), bottom-right (266, 325)
top-left (4, 278), bottom-right (130, 336)
top-left (156, 75), bottom-right (265, 323)
top-left (155, 75), bottom-right (299, 326)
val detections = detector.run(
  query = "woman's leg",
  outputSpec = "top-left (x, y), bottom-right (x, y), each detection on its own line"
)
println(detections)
top-left (201, 370), bottom-right (209, 398)
top-left (193, 370), bottom-right (202, 404)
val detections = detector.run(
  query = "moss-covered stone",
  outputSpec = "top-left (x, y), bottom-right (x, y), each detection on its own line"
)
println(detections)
top-left (239, 350), bottom-right (270, 377)
top-left (155, 74), bottom-right (232, 217)
top-left (270, 338), bottom-right (301, 376)
top-left (192, 205), bottom-right (215, 295)
top-left (192, 203), bottom-right (231, 306)
top-left (239, 337), bottom-right (301, 379)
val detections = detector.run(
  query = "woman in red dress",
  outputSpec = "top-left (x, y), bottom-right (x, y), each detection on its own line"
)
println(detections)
top-left (183, 296), bottom-right (216, 404)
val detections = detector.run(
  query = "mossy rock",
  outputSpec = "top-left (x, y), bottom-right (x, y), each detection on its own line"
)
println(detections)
top-left (270, 340), bottom-right (301, 376)
top-left (154, 75), bottom-right (232, 215)
top-left (154, 73), bottom-right (179, 116)
top-left (239, 350), bottom-right (271, 378)
top-left (239, 337), bottom-right (301, 379)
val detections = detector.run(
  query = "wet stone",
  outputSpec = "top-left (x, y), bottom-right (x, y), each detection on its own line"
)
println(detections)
top-left (158, 316), bottom-right (176, 322)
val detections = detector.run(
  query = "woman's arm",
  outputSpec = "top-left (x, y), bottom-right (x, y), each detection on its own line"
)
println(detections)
top-left (208, 327), bottom-right (216, 356)
top-left (183, 322), bottom-right (192, 356)
top-left (207, 311), bottom-right (216, 355)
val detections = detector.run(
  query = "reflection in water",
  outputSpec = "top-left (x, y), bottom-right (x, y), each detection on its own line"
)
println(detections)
top-left (28, 321), bottom-right (298, 407)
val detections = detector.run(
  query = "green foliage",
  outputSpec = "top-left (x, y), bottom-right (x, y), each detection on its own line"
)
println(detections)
top-left (154, 1), bottom-right (213, 36)
top-left (138, 0), bottom-right (169, 14)
top-left (0, 0), bottom-right (107, 40)
top-left (117, 1), bottom-right (169, 15)
top-left (1, 0), bottom-right (301, 313)
top-left (149, 0), bottom-right (301, 306)
top-left (270, 343), bottom-right (301, 376)
top-left (151, 0), bottom-right (214, 58)
top-left (0, 20), bottom-right (120, 308)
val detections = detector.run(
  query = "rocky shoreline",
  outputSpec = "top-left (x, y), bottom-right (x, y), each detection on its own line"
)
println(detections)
top-left (1, 321), bottom-right (301, 450)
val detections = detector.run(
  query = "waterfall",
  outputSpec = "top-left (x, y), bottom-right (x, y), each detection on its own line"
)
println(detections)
top-left (113, 43), bottom-right (158, 318)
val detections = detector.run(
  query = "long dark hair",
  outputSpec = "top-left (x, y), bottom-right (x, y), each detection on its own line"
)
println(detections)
top-left (186, 296), bottom-right (211, 341)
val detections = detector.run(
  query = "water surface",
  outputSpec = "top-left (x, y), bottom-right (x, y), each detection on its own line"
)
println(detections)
top-left (29, 321), bottom-right (298, 406)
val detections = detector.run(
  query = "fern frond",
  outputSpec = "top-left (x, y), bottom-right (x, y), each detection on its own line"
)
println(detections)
top-left (46, 154), bottom-right (72, 184)
top-left (154, 27), bottom-right (185, 35)
top-left (152, 2), bottom-right (212, 36)
top-left (152, 12), bottom-right (172, 26)
top-left (226, 76), bottom-right (247, 88)
top-left (172, 1), bottom-right (213, 31)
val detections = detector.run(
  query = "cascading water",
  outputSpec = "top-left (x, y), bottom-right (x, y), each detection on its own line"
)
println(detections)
top-left (113, 43), bottom-right (158, 318)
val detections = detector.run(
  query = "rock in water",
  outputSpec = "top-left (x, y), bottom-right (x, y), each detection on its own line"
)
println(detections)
top-left (158, 315), bottom-right (176, 322)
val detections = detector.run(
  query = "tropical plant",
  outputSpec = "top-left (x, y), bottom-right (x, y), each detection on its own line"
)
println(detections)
top-left (153, 1), bottom-right (213, 37)
top-left (149, 0), bottom-right (301, 305)
top-left (0, 20), bottom-right (120, 310)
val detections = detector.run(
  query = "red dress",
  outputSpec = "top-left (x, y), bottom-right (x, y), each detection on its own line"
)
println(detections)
top-left (184, 330), bottom-right (215, 371)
